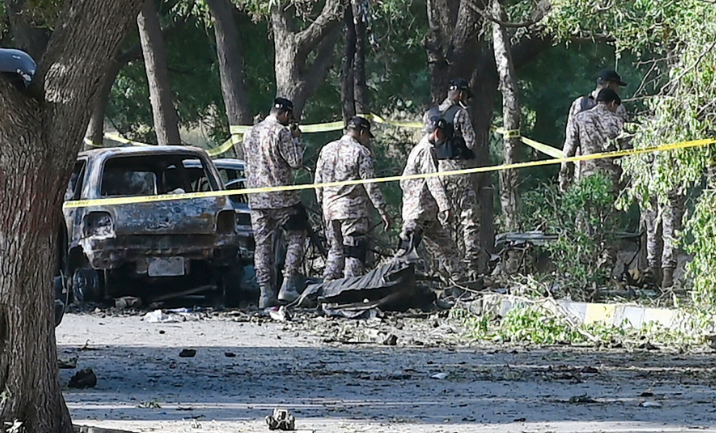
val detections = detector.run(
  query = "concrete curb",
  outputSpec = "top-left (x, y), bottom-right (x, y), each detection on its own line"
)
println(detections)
top-left (471, 293), bottom-right (696, 332)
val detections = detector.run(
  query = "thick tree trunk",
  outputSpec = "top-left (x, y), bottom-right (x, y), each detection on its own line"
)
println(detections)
top-left (341, 0), bottom-right (357, 122)
top-left (206, 0), bottom-right (252, 157)
top-left (270, 0), bottom-right (343, 117)
top-left (0, 1), bottom-right (144, 430)
top-left (352, 0), bottom-right (369, 115)
top-left (137, 0), bottom-right (181, 145)
top-left (491, 0), bottom-right (520, 231)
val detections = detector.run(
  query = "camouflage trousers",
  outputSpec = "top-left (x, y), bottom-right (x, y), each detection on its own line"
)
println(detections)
top-left (324, 217), bottom-right (370, 281)
top-left (441, 173), bottom-right (483, 274)
top-left (250, 207), bottom-right (306, 287)
top-left (401, 218), bottom-right (465, 280)
top-left (642, 191), bottom-right (686, 269)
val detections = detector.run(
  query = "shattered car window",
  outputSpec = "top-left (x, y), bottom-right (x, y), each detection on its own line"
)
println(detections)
top-left (101, 155), bottom-right (215, 197)
top-left (65, 160), bottom-right (86, 201)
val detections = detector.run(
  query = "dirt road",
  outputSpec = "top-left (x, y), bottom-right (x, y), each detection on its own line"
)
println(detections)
top-left (57, 310), bottom-right (716, 433)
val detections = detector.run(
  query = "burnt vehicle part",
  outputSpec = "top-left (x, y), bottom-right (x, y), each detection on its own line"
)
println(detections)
top-left (185, 158), bottom-right (256, 301)
top-left (59, 147), bottom-right (243, 306)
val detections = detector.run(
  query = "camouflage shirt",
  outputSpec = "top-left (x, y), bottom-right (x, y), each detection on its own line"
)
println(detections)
top-left (243, 114), bottom-right (305, 209)
top-left (401, 136), bottom-right (451, 222)
top-left (562, 91), bottom-right (628, 156)
top-left (562, 104), bottom-right (625, 180)
top-left (315, 134), bottom-right (386, 221)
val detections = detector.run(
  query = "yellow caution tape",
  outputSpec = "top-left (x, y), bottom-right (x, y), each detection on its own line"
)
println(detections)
top-left (88, 113), bottom-right (562, 159)
top-left (207, 135), bottom-right (238, 157)
top-left (63, 138), bottom-right (715, 209)
top-left (495, 128), bottom-right (521, 139)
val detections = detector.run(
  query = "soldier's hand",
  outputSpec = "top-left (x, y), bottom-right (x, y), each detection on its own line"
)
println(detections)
top-left (291, 126), bottom-right (302, 139)
top-left (381, 212), bottom-right (392, 232)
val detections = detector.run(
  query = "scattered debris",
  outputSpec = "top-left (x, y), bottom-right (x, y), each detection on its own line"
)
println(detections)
top-left (114, 296), bottom-right (142, 310)
top-left (68, 368), bottom-right (97, 389)
top-left (269, 306), bottom-right (292, 322)
top-left (581, 366), bottom-right (599, 374)
top-left (58, 356), bottom-right (78, 369)
top-left (431, 372), bottom-right (449, 380)
top-left (265, 408), bottom-right (296, 431)
top-left (383, 334), bottom-right (399, 346)
top-left (640, 401), bottom-right (663, 408)
top-left (225, 352), bottom-right (237, 358)
top-left (179, 349), bottom-right (197, 358)
top-left (144, 310), bottom-right (178, 323)
top-left (138, 400), bottom-right (162, 409)
top-left (568, 394), bottom-right (597, 404)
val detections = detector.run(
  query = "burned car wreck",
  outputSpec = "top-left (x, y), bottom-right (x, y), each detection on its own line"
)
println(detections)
top-left (57, 146), bottom-right (245, 307)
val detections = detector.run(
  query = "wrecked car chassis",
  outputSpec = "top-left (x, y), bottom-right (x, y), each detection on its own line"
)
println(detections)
top-left (60, 146), bottom-right (246, 307)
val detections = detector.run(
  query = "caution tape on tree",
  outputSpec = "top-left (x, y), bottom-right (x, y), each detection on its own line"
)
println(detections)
top-left (62, 138), bottom-right (715, 210)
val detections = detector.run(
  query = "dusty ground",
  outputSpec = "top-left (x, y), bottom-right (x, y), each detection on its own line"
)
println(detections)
top-left (57, 309), bottom-right (716, 433)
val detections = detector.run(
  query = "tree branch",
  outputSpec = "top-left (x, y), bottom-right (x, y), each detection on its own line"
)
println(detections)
top-left (466, 0), bottom-right (544, 29)
top-left (296, 0), bottom-right (343, 62)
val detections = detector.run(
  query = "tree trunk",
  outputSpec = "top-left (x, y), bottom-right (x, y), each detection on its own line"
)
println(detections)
top-left (85, 55), bottom-right (125, 149)
top-left (4, 0), bottom-right (50, 60)
top-left (206, 0), bottom-right (252, 157)
top-left (352, 0), bottom-right (369, 115)
top-left (270, 0), bottom-right (343, 117)
top-left (0, 2), bottom-right (144, 431)
top-left (341, 0), bottom-right (357, 122)
top-left (491, 0), bottom-right (520, 231)
top-left (137, 0), bottom-right (181, 145)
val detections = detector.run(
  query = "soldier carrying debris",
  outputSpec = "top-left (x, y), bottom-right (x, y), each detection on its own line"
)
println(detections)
top-left (243, 97), bottom-right (307, 308)
top-left (315, 116), bottom-right (391, 281)
top-left (398, 116), bottom-right (465, 281)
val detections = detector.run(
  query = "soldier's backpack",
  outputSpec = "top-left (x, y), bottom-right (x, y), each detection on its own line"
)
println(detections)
top-left (426, 105), bottom-right (476, 161)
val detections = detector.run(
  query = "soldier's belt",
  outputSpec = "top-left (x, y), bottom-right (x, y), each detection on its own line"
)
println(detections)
top-left (64, 138), bottom-right (715, 209)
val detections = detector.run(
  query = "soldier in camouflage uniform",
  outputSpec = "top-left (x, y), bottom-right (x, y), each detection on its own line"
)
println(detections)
top-left (559, 88), bottom-right (626, 192)
top-left (315, 117), bottom-right (391, 280)
top-left (399, 117), bottom-right (464, 280)
top-left (422, 78), bottom-right (483, 277)
top-left (562, 70), bottom-right (628, 183)
top-left (243, 97), bottom-right (306, 308)
top-left (643, 189), bottom-right (686, 288)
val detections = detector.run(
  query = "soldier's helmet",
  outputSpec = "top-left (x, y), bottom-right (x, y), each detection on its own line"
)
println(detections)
top-left (0, 48), bottom-right (36, 89)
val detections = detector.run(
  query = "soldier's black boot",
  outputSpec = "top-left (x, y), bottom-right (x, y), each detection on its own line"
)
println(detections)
top-left (662, 267), bottom-right (675, 288)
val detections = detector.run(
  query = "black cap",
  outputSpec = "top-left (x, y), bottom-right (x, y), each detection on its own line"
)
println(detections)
top-left (597, 70), bottom-right (627, 86)
top-left (448, 78), bottom-right (473, 97)
top-left (273, 97), bottom-right (294, 112)
top-left (596, 88), bottom-right (621, 105)
top-left (426, 116), bottom-right (453, 135)
top-left (347, 116), bottom-right (374, 138)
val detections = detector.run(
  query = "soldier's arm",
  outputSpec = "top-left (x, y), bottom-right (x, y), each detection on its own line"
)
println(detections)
top-left (455, 108), bottom-right (477, 150)
top-left (559, 115), bottom-right (580, 190)
top-left (278, 128), bottom-right (305, 169)
top-left (359, 149), bottom-right (388, 215)
top-left (562, 99), bottom-right (580, 153)
top-left (616, 104), bottom-right (628, 122)
top-left (314, 150), bottom-right (324, 205)
top-left (423, 149), bottom-right (451, 212)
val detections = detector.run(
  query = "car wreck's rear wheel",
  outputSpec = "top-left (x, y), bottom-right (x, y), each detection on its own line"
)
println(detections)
top-left (72, 268), bottom-right (104, 304)
top-left (221, 266), bottom-right (244, 309)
